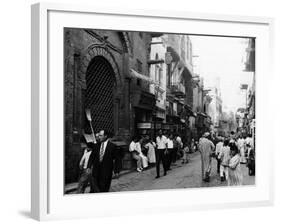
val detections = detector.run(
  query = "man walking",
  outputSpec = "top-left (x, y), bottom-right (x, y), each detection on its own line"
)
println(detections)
top-left (167, 133), bottom-right (174, 170)
top-left (198, 132), bottom-right (215, 182)
top-left (237, 135), bottom-right (246, 164)
top-left (215, 137), bottom-right (224, 174)
top-left (89, 130), bottom-right (117, 193)
top-left (245, 134), bottom-right (254, 148)
top-left (76, 142), bottom-right (95, 193)
top-left (175, 133), bottom-right (183, 160)
top-left (155, 130), bottom-right (168, 178)
top-left (218, 139), bottom-right (231, 182)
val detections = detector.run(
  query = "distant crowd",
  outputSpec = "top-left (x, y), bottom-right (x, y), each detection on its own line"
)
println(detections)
top-left (198, 131), bottom-right (255, 186)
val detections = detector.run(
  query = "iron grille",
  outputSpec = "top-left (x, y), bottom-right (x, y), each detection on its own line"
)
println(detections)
top-left (85, 56), bottom-right (115, 134)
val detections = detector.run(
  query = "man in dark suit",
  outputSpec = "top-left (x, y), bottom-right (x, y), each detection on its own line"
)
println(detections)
top-left (88, 129), bottom-right (117, 193)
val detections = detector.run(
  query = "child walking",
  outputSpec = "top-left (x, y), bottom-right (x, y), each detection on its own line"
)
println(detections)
top-left (182, 145), bottom-right (190, 164)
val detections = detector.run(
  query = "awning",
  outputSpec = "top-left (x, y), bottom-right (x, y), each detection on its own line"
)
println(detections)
top-left (131, 90), bottom-right (156, 111)
top-left (197, 112), bottom-right (208, 118)
top-left (184, 105), bottom-right (196, 117)
top-left (129, 69), bottom-right (155, 84)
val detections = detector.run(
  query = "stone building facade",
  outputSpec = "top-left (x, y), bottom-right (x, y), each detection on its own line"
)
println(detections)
top-left (162, 34), bottom-right (195, 144)
top-left (192, 77), bottom-right (206, 139)
top-left (64, 28), bottom-right (156, 183)
top-left (64, 28), bottom-right (213, 183)
top-left (244, 38), bottom-right (255, 137)
top-left (206, 86), bottom-right (222, 134)
top-left (147, 36), bottom-right (167, 138)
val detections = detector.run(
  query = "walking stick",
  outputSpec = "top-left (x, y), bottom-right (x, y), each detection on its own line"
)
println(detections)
top-left (85, 109), bottom-right (97, 144)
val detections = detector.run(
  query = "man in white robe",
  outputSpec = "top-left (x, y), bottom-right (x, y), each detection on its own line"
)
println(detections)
top-left (198, 132), bottom-right (215, 182)
top-left (237, 135), bottom-right (246, 164)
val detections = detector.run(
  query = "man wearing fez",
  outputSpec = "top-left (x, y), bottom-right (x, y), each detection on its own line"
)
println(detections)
top-left (88, 130), bottom-right (117, 193)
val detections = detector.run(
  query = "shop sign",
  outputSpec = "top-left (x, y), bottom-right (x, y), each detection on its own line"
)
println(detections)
top-left (137, 122), bottom-right (152, 129)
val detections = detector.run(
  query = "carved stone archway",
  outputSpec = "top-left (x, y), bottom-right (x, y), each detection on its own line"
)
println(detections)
top-left (79, 46), bottom-right (123, 135)
top-left (80, 46), bottom-right (122, 90)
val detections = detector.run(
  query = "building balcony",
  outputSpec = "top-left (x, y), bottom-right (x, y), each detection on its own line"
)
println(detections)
top-left (170, 82), bottom-right (186, 97)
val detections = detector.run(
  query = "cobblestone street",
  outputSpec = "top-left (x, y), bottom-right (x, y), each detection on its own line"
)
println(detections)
top-left (109, 151), bottom-right (255, 192)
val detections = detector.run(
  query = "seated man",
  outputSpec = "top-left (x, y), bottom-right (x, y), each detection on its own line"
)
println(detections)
top-left (129, 136), bottom-right (148, 172)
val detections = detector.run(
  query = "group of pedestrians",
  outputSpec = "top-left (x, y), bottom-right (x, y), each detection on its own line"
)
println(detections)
top-left (215, 137), bottom-right (243, 185)
top-left (76, 128), bottom-right (255, 194)
top-left (130, 130), bottom-right (186, 179)
top-left (198, 131), bottom-right (255, 186)
top-left (77, 128), bottom-right (192, 193)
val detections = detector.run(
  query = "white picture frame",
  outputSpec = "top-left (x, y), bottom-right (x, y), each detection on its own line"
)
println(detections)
top-left (31, 2), bottom-right (274, 221)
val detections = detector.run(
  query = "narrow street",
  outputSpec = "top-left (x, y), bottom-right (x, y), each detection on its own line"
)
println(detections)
top-left (63, 29), bottom-right (256, 192)
top-left (109, 151), bottom-right (255, 192)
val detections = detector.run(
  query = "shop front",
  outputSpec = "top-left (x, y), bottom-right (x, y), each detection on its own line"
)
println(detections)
top-left (164, 114), bottom-right (188, 142)
top-left (152, 107), bottom-right (165, 139)
top-left (132, 90), bottom-right (156, 138)
top-left (196, 112), bottom-right (207, 139)
top-left (136, 122), bottom-right (153, 137)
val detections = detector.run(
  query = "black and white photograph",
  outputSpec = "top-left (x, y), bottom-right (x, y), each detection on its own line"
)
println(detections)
top-left (64, 28), bottom-right (256, 194)
top-left (1, 0), bottom-right (280, 222)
